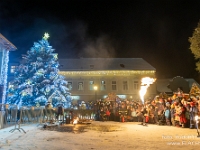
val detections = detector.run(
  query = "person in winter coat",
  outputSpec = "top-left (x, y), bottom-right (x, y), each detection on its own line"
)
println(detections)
top-left (164, 103), bottom-right (171, 126)
top-left (153, 107), bottom-right (159, 124)
top-left (100, 107), bottom-right (106, 121)
top-left (141, 105), bottom-right (149, 126)
top-left (170, 103), bottom-right (176, 126)
top-left (189, 102), bottom-right (198, 129)
top-left (105, 108), bottom-right (110, 121)
top-left (174, 102), bottom-right (181, 127)
top-left (178, 103), bottom-right (187, 128)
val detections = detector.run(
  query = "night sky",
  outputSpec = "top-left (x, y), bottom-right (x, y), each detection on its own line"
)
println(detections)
top-left (1, 0), bottom-right (200, 80)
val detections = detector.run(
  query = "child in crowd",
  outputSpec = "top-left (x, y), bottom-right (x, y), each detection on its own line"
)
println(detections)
top-left (164, 102), bottom-right (171, 126)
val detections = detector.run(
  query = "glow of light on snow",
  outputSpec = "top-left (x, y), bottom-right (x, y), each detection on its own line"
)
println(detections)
top-left (139, 77), bottom-right (156, 104)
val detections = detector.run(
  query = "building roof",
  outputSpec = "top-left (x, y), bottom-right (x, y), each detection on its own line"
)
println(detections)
top-left (156, 79), bottom-right (172, 93)
top-left (0, 33), bottom-right (17, 51)
top-left (58, 58), bottom-right (156, 71)
top-left (156, 78), bottom-right (200, 94)
top-left (185, 78), bottom-right (200, 89)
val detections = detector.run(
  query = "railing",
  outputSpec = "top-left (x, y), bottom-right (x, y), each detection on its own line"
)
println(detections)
top-left (0, 104), bottom-right (18, 129)
top-left (0, 104), bottom-right (95, 131)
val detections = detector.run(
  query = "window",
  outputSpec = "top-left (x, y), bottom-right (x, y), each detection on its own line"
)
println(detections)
top-left (10, 66), bottom-right (17, 73)
top-left (67, 82), bottom-right (72, 90)
top-left (89, 81), bottom-right (94, 90)
top-left (112, 81), bottom-right (117, 90)
top-left (90, 65), bottom-right (94, 69)
top-left (134, 81), bottom-right (139, 90)
top-left (101, 80), bottom-right (106, 90)
top-left (78, 82), bottom-right (83, 90)
top-left (123, 81), bottom-right (128, 90)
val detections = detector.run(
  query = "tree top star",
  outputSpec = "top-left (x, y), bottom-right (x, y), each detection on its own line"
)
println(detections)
top-left (43, 33), bottom-right (50, 40)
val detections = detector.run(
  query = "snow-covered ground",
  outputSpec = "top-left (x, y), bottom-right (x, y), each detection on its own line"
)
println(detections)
top-left (0, 121), bottom-right (200, 150)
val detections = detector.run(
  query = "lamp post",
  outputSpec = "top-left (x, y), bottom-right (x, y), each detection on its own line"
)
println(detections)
top-left (94, 85), bottom-right (98, 101)
top-left (93, 85), bottom-right (98, 121)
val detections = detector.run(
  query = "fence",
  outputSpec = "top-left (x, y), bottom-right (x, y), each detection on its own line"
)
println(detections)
top-left (0, 104), bottom-right (95, 130)
top-left (0, 104), bottom-right (18, 129)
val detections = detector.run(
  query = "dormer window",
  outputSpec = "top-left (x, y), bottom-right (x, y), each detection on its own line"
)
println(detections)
top-left (120, 64), bottom-right (125, 68)
top-left (90, 65), bottom-right (94, 69)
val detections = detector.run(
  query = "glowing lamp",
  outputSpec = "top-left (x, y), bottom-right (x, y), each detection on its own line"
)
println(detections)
top-left (94, 86), bottom-right (98, 91)
top-left (73, 117), bottom-right (79, 125)
top-left (195, 115), bottom-right (199, 121)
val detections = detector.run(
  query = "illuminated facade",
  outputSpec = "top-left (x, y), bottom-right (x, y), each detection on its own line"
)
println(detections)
top-left (0, 33), bottom-right (17, 104)
top-left (59, 58), bottom-right (157, 102)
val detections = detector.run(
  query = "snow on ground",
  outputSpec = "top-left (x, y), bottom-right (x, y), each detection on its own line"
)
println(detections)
top-left (0, 121), bottom-right (200, 150)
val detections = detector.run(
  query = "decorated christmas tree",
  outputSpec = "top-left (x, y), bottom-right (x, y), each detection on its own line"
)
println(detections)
top-left (6, 33), bottom-right (71, 108)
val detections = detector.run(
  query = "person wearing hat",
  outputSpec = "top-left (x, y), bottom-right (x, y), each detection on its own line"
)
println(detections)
top-left (153, 106), bottom-right (159, 124)
top-left (170, 103), bottom-right (176, 126)
top-left (140, 105), bottom-right (150, 126)
top-left (178, 103), bottom-right (187, 128)
top-left (176, 88), bottom-right (183, 100)
top-left (174, 102), bottom-right (181, 127)
top-left (164, 102), bottom-right (171, 126)
top-left (197, 97), bottom-right (200, 116)
top-left (189, 101), bottom-right (198, 129)
top-left (45, 101), bottom-right (52, 109)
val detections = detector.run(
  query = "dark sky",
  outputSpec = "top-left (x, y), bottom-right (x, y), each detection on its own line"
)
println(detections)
top-left (1, 0), bottom-right (200, 80)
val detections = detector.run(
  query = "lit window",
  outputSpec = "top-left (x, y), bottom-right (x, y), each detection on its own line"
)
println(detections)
top-left (123, 81), bottom-right (128, 90)
top-left (89, 81), bottom-right (94, 90)
top-left (134, 81), bottom-right (139, 90)
top-left (10, 66), bottom-right (17, 73)
top-left (67, 82), bottom-right (72, 90)
top-left (101, 81), bottom-right (106, 90)
top-left (78, 82), bottom-right (84, 90)
top-left (112, 81), bottom-right (117, 90)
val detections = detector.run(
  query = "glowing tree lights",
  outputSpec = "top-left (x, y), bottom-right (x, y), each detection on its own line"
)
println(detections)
top-left (0, 34), bottom-right (17, 105)
top-left (139, 77), bottom-right (156, 104)
top-left (6, 33), bottom-right (71, 108)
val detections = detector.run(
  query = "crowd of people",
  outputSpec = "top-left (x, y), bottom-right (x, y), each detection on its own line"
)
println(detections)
top-left (95, 88), bottom-right (200, 129)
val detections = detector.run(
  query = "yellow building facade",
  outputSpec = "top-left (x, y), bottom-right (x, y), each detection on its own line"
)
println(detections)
top-left (59, 58), bottom-right (157, 102)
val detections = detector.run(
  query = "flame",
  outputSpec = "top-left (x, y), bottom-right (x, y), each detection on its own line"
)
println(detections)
top-left (139, 77), bottom-right (156, 104)
top-left (73, 117), bottom-right (79, 125)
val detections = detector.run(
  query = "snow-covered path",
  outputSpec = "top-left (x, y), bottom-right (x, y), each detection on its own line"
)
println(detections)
top-left (0, 121), bottom-right (200, 150)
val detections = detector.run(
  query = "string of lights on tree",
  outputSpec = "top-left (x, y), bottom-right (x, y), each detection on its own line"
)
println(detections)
top-left (6, 33), bottom-right (72, 108)
top-left (0, 49), bottom-right (9, 104)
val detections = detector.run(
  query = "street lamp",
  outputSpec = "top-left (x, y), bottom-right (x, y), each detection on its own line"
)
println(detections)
top-left (94, 85), bottom-right (98, 101)
top-left (93, 85), bottom-right (98, 121)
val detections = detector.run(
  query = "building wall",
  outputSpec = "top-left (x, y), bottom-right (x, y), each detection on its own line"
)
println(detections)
top-left (0, 34), bottom-right (17, 104)
top-left (63, 73), bottom-right (157, 102)
top-left (8, 60), bottom-right (157, 103)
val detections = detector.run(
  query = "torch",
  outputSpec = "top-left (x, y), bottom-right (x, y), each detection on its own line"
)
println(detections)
top-left (195, 115), bottom-right (200, 137)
